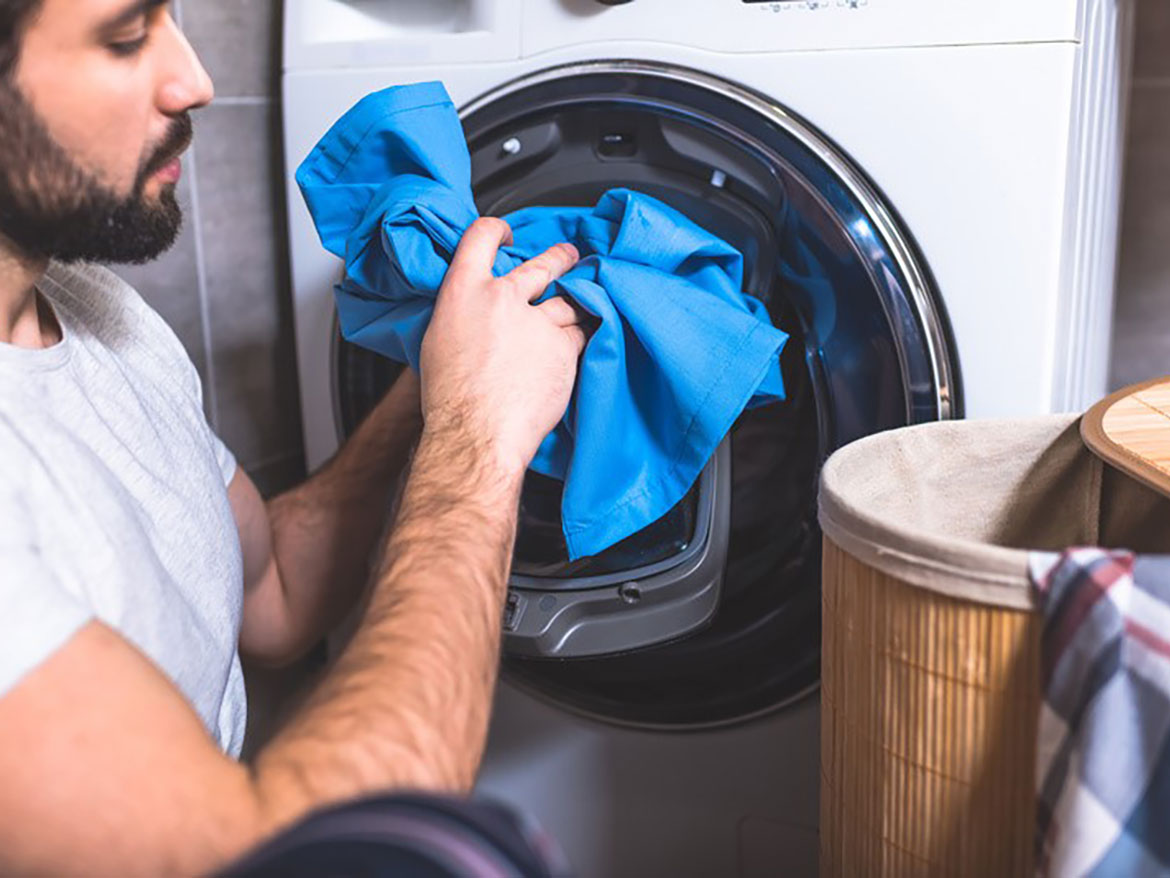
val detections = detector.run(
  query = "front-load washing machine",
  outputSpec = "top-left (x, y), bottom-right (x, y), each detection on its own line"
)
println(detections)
top-left (280, 2), bottom-right (1134, 875)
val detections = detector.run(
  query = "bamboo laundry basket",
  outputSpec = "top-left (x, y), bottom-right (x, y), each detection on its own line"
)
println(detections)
top-left (817, 414), bottom-right (1170, 877)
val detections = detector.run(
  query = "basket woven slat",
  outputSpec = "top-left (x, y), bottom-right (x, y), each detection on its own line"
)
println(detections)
top-left (821, 537), bottom-right (1041, 877)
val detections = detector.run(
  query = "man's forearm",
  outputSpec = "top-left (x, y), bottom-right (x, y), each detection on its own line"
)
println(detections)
top-left (0, 422), bottom-right (524, 878)
top-left (263, 370), bottom-right (423, 650)
top-left (249, 424), bottom-right (520, 823)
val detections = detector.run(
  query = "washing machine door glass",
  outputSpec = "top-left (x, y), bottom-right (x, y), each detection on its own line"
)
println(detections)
top-left (334, 61), bottom-right (959, 729)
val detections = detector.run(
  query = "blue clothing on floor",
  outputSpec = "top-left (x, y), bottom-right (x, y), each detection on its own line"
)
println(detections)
top-left (296, 82), bottom-right (788, 560)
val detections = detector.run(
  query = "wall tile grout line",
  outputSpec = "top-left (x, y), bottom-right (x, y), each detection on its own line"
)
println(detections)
top-left (212, 96), bottom-right (273, 106)
top-left (169, 0), bottom-right (223, 430)
top-left (185, 140), bottom-right (220, 432)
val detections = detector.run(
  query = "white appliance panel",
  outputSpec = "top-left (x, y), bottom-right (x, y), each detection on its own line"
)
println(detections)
top-left (284, 0), bottom-right (1088, 71)
top-left (519, 0), bottom-right (1084, 56)
top-left (477, 683), bottom-right (821, 878)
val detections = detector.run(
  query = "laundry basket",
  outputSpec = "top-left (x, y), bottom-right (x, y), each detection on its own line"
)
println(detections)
top-left (817, 414), bottom-right (1170, 877)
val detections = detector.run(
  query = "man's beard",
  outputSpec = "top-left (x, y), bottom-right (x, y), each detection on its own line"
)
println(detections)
top-left (0, 79), bottom-right (191, 265)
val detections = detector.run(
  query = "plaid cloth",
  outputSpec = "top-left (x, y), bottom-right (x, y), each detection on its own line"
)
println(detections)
top-left (1031, 548), bottom-right (1170, 877)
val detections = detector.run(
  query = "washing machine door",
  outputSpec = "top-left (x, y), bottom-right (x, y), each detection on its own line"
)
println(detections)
top-left (335, 61), bottom-right (960, 730)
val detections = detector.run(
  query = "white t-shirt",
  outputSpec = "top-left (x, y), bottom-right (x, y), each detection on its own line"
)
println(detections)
top-left (0, 262), bottom-right (247, 756)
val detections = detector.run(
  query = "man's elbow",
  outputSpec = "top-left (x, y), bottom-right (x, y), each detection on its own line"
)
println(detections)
top-left (240, 634), bottom-right (319, 670)
top-left (239, 596), bottom-right (323, 669)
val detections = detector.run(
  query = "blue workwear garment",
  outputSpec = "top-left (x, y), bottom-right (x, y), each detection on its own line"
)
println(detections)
top-left (297, 82), bottom-right (788, 559)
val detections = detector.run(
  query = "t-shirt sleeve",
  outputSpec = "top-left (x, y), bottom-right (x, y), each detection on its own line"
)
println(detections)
top-left (100, 265), bottom-right (239, 488)
top-left (149, 314), bottom-right (238, 488)
top-left (168, 348), bottom-right (236, 488)
top-left (0, 487), bottom-right (92, 700)
top-left (211, 430), bottom-right (238, 487)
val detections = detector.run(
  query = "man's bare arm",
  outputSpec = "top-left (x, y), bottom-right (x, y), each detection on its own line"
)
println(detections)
top-left (0, 427), bottom-right (520, 876)
top-left (253, 420), bottom-right (522, 809)
top-left (235, 368), bottom-right (423, 667)
top-left (0, 219), bottom-right (585, 875)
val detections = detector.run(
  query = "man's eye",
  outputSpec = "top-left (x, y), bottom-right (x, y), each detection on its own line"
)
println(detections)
top-left (108, 34), bottom-right (148, 57)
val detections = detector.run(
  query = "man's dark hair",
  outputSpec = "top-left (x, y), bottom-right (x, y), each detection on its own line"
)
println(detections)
top-left (0, 0), bottom-right (41, 78)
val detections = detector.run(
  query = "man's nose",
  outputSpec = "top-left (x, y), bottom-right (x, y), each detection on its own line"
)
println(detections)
top-left (156, 13), bottom-right (215, 114)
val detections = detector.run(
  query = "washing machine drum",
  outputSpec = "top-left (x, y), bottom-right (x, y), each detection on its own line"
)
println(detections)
top-left (336, 61), bottom-right (959, 729)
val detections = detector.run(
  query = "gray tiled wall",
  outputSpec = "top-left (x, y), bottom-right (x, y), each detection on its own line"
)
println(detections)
top-left (119, 0), bottom-right (1169, 500)
top-left (1113, 0), bottom-right (1170, 389)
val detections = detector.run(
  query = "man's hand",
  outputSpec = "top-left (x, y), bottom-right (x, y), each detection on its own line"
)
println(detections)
top-left (421, 217), bottom-right (586, 476)
top-left (234, 219), bottom-right (586, 667)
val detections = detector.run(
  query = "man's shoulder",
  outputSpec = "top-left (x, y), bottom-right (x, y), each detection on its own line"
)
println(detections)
top-left (40, 261), bottom-right (148, 325)
top-left (39, 261), bottom-right (200, 394)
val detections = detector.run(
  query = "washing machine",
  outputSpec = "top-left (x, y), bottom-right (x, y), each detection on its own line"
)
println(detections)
top-left (280, 2), bottom-right (1134, 875)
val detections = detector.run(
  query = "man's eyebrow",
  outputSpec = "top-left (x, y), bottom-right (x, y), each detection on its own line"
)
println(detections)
top-left (96, 0), bottom-right (168, 34)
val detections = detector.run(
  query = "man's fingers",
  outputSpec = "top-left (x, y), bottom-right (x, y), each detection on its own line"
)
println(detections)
top-left (505, 243), bottom-right (579, 302)
top-left (447, 217), bottom-right (513, 283)
top-left (535, 296), bottom-right (580, 328)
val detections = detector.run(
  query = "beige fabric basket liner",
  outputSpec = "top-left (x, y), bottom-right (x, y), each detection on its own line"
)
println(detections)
top-left (818, 413), bottom-right (1170, 611)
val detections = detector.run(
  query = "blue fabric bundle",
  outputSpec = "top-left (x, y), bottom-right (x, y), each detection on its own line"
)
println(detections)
top-left (296, 82), bottom-right (788, 560)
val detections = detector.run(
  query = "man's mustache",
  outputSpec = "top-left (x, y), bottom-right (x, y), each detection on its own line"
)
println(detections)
top-left (139, 113), bottom-right (193, 183)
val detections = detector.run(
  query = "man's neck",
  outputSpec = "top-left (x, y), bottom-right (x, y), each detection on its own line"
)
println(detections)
top-left (0, 235), bottom-right (55, 348)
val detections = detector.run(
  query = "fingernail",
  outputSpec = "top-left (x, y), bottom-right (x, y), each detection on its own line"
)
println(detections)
top-left (560, 243), bottom-right (579, 260)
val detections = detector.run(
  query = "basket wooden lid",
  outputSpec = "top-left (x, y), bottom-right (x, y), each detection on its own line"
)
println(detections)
top-left (1081, 375), bottom-right (1170, 501)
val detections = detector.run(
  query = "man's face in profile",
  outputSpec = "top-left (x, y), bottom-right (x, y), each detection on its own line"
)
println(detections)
top-left (0, 0), bottom-right (213, 264)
